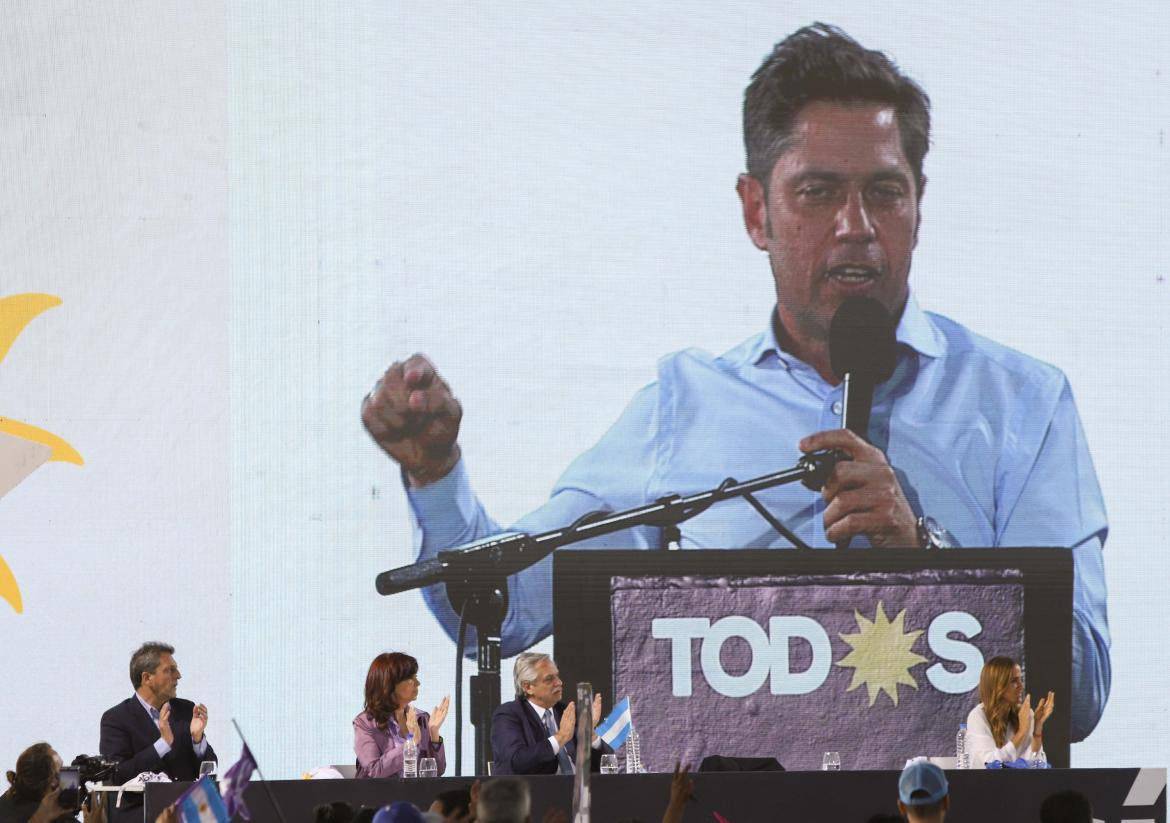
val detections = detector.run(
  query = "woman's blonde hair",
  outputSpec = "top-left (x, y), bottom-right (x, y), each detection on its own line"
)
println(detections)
top-left (978, 656), bottom-right (1021, 747)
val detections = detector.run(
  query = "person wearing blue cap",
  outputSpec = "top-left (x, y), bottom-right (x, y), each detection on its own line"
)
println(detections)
top-left (897, 760), bottom-right (950, 822)
top-left (370, 801), bottom-right (427, 823)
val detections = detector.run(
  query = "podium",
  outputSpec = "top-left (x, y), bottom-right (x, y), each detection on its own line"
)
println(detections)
top-left (553, 548), bottom-right (1072, 770)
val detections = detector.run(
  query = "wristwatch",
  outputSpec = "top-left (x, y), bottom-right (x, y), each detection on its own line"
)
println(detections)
top-left (916, 515), bottom-right (957, 549)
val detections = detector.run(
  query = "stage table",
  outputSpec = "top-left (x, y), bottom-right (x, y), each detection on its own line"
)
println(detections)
top-left (145, 768), bottom-right (1165, 823)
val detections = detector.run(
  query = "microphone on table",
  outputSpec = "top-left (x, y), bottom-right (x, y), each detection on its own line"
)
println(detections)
top-left (828, 297), bottom-right (897, 548)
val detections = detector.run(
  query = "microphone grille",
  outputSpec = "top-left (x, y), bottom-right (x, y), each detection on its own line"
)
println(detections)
top-left (829, 297), bottom-right (897, 382)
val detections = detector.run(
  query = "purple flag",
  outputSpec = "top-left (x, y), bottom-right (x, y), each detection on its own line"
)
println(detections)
top-left (612, 569), bottom-right (1025, 771)
top-left (220, 744), bottom-right (257, 821)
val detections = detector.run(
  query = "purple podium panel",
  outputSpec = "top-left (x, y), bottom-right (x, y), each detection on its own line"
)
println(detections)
top-left (554, 549), bottom-right (1073, 767)
top-left (612, 569), bottom-right (1023, 771)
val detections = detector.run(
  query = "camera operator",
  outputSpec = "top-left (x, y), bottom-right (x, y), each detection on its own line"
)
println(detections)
top-left (1, 744), bottom-right (104, 823)
top-left (99, 643), bottom-right (215, 823)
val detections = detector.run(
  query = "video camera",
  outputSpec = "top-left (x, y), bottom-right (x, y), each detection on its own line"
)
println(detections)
top-left (58, 755), bottom-right (118, 813)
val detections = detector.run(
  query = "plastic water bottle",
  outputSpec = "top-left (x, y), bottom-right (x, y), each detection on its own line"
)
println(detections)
top-left (955, 723), bottom-right (968, 770)
top-left (403, 734), bottom-right (418, 778)
top-left (625, 726), bottom-right (643, 774)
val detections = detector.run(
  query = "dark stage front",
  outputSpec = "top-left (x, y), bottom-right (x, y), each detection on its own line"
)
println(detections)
top-left (145, 768), bottom-right (1165, 823)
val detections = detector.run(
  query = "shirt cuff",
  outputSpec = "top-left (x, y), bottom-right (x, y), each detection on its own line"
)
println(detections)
top-left (591, 738), bottom-right (603, 750)
top-left (154, 737), bottom-right (172, 758)
top-left (406, 458), bottom-right (480, 532)
top-left (547, 736), bottom-right (561, 756)
top-left (193, 737), bottom-right (208, 758)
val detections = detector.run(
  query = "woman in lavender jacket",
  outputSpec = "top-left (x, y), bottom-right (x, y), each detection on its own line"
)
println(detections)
top-left (353, 652), bottom-right (450, 777)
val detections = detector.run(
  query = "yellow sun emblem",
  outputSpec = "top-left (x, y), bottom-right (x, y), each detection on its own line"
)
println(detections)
top-left (836, 601), bottom-right (928, 707)
top-left (0, 293), bottom-right (84, 615)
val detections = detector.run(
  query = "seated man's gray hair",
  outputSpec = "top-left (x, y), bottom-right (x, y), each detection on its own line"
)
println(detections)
top-left (477, 777), bottom-right (531, 823)
top-left (512, 652), bottom-right (552, 699)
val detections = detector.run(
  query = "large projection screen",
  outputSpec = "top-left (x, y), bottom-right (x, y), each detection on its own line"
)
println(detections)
top-left (1, 2), bottom-right (1167, 779)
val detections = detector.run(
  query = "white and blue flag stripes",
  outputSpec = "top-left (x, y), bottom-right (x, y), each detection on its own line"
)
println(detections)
top-left (595, 697), bottom-right (632, 749)
top-left (176, 776), bottom-right (229, 823)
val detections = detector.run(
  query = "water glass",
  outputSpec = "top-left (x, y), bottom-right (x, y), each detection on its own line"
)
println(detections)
top-left (599, 754), bottom-right (618, 774)
top-left (822, 752), bottom-right (841, 771)
top-left (419, 758), bottom-right (438, 778)
top-left (1028, 750), bottom-right (1047, 769)
top-left (199, 761), bottom-right (217, 780)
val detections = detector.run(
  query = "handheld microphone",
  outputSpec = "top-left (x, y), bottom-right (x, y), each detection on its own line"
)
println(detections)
top-left (829, 297), bottom-right (897, 442)
top-left (828, 297), bottom-right (896, 551)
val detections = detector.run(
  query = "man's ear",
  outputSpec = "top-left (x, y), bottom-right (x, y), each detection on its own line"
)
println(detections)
top-left (913, 174), bottom-right (927, 246)
top-left (736, 173), bottom-right (771, 251)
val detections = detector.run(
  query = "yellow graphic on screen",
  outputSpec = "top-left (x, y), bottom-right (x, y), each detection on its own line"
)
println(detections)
top-left (836, 601), bottom-right (928, 707)
top-left (0, 293), bottom-right (84, 615)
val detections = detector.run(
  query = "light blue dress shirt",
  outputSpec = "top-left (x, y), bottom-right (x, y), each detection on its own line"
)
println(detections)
top-left (407, 296), bottom-right (1111, 741)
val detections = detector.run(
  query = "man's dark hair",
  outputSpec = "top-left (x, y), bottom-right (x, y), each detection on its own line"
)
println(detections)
top-left (314, 802), bottom-right (355, 823)
top-left (431, 787), bottom-right (471, 816)
top-left (1040, 790), bottom-right (1094, 823)
top-left (129, 641), bottom-right (174, 689)
top-left (744, 22), bottom-right (931, 194)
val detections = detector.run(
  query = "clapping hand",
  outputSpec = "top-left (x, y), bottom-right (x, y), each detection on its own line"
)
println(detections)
top-left (1034, 691), bottom-right (1055, 730)
top-left (555, 702), bottom-right (576, 746)
top-left (430, 695), bottom-right (450, 736)
top-left (405, 706), bottom-right (420, 739)
top-left (1018, 693), bottom-right (1034, 728)
top-left (589, 693), bottom-right (604, 745)
top-left (159, 703), bottom-right (175, 746)
top-left (190, 703), bottom-right (209, 743)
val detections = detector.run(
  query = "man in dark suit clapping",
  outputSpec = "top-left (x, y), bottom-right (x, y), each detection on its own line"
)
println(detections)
top-left (99, 642), bottom-right (215, 823)
top-left (490, 653), bottom-right (610, 776)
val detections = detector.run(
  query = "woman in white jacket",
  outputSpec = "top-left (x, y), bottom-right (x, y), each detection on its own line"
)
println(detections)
top-left (966, 656), bottom-right (1054, 766)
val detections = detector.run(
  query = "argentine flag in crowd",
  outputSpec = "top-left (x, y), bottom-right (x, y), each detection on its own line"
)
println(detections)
top-left (595, 696), bottom-right (633, 749)
top-left (176, 776), bottom-right (229, 823)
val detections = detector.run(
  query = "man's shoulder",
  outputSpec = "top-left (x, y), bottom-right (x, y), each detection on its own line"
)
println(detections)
top-left (101, 696), bottom-right (140, 722)
top-left (925, 312), bottom-right (1067, 394)
top-left (493, 698), bottom-right (526, 719)
top-left (653, 331), bottom-right (769, 382)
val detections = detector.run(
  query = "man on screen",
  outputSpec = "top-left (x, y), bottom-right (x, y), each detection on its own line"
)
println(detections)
top-left (362, 23), bottom-right (1110, 740)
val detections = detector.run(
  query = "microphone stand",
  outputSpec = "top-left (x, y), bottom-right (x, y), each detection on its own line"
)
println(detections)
top-left (375, 448), bottom-right (846, 776)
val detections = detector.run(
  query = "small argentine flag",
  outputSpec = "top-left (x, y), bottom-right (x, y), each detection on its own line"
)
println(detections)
top-left (595, 696), bottom-right (633, 749)
top-left (176, 776), bottom-right (229, 823)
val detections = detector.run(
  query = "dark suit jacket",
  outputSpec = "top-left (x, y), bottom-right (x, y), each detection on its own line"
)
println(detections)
top-left (490, 698), bottom-right (611, 776)
top-left (99, 696), bottom-right (216, 823)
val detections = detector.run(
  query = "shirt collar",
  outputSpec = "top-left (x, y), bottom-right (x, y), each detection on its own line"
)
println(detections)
top-left (135, 693), bottom-right (159, 719)
top-left (527, 698), bottom-right (554, 720)
top-left (746, 291), bottom-right (946, 368)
